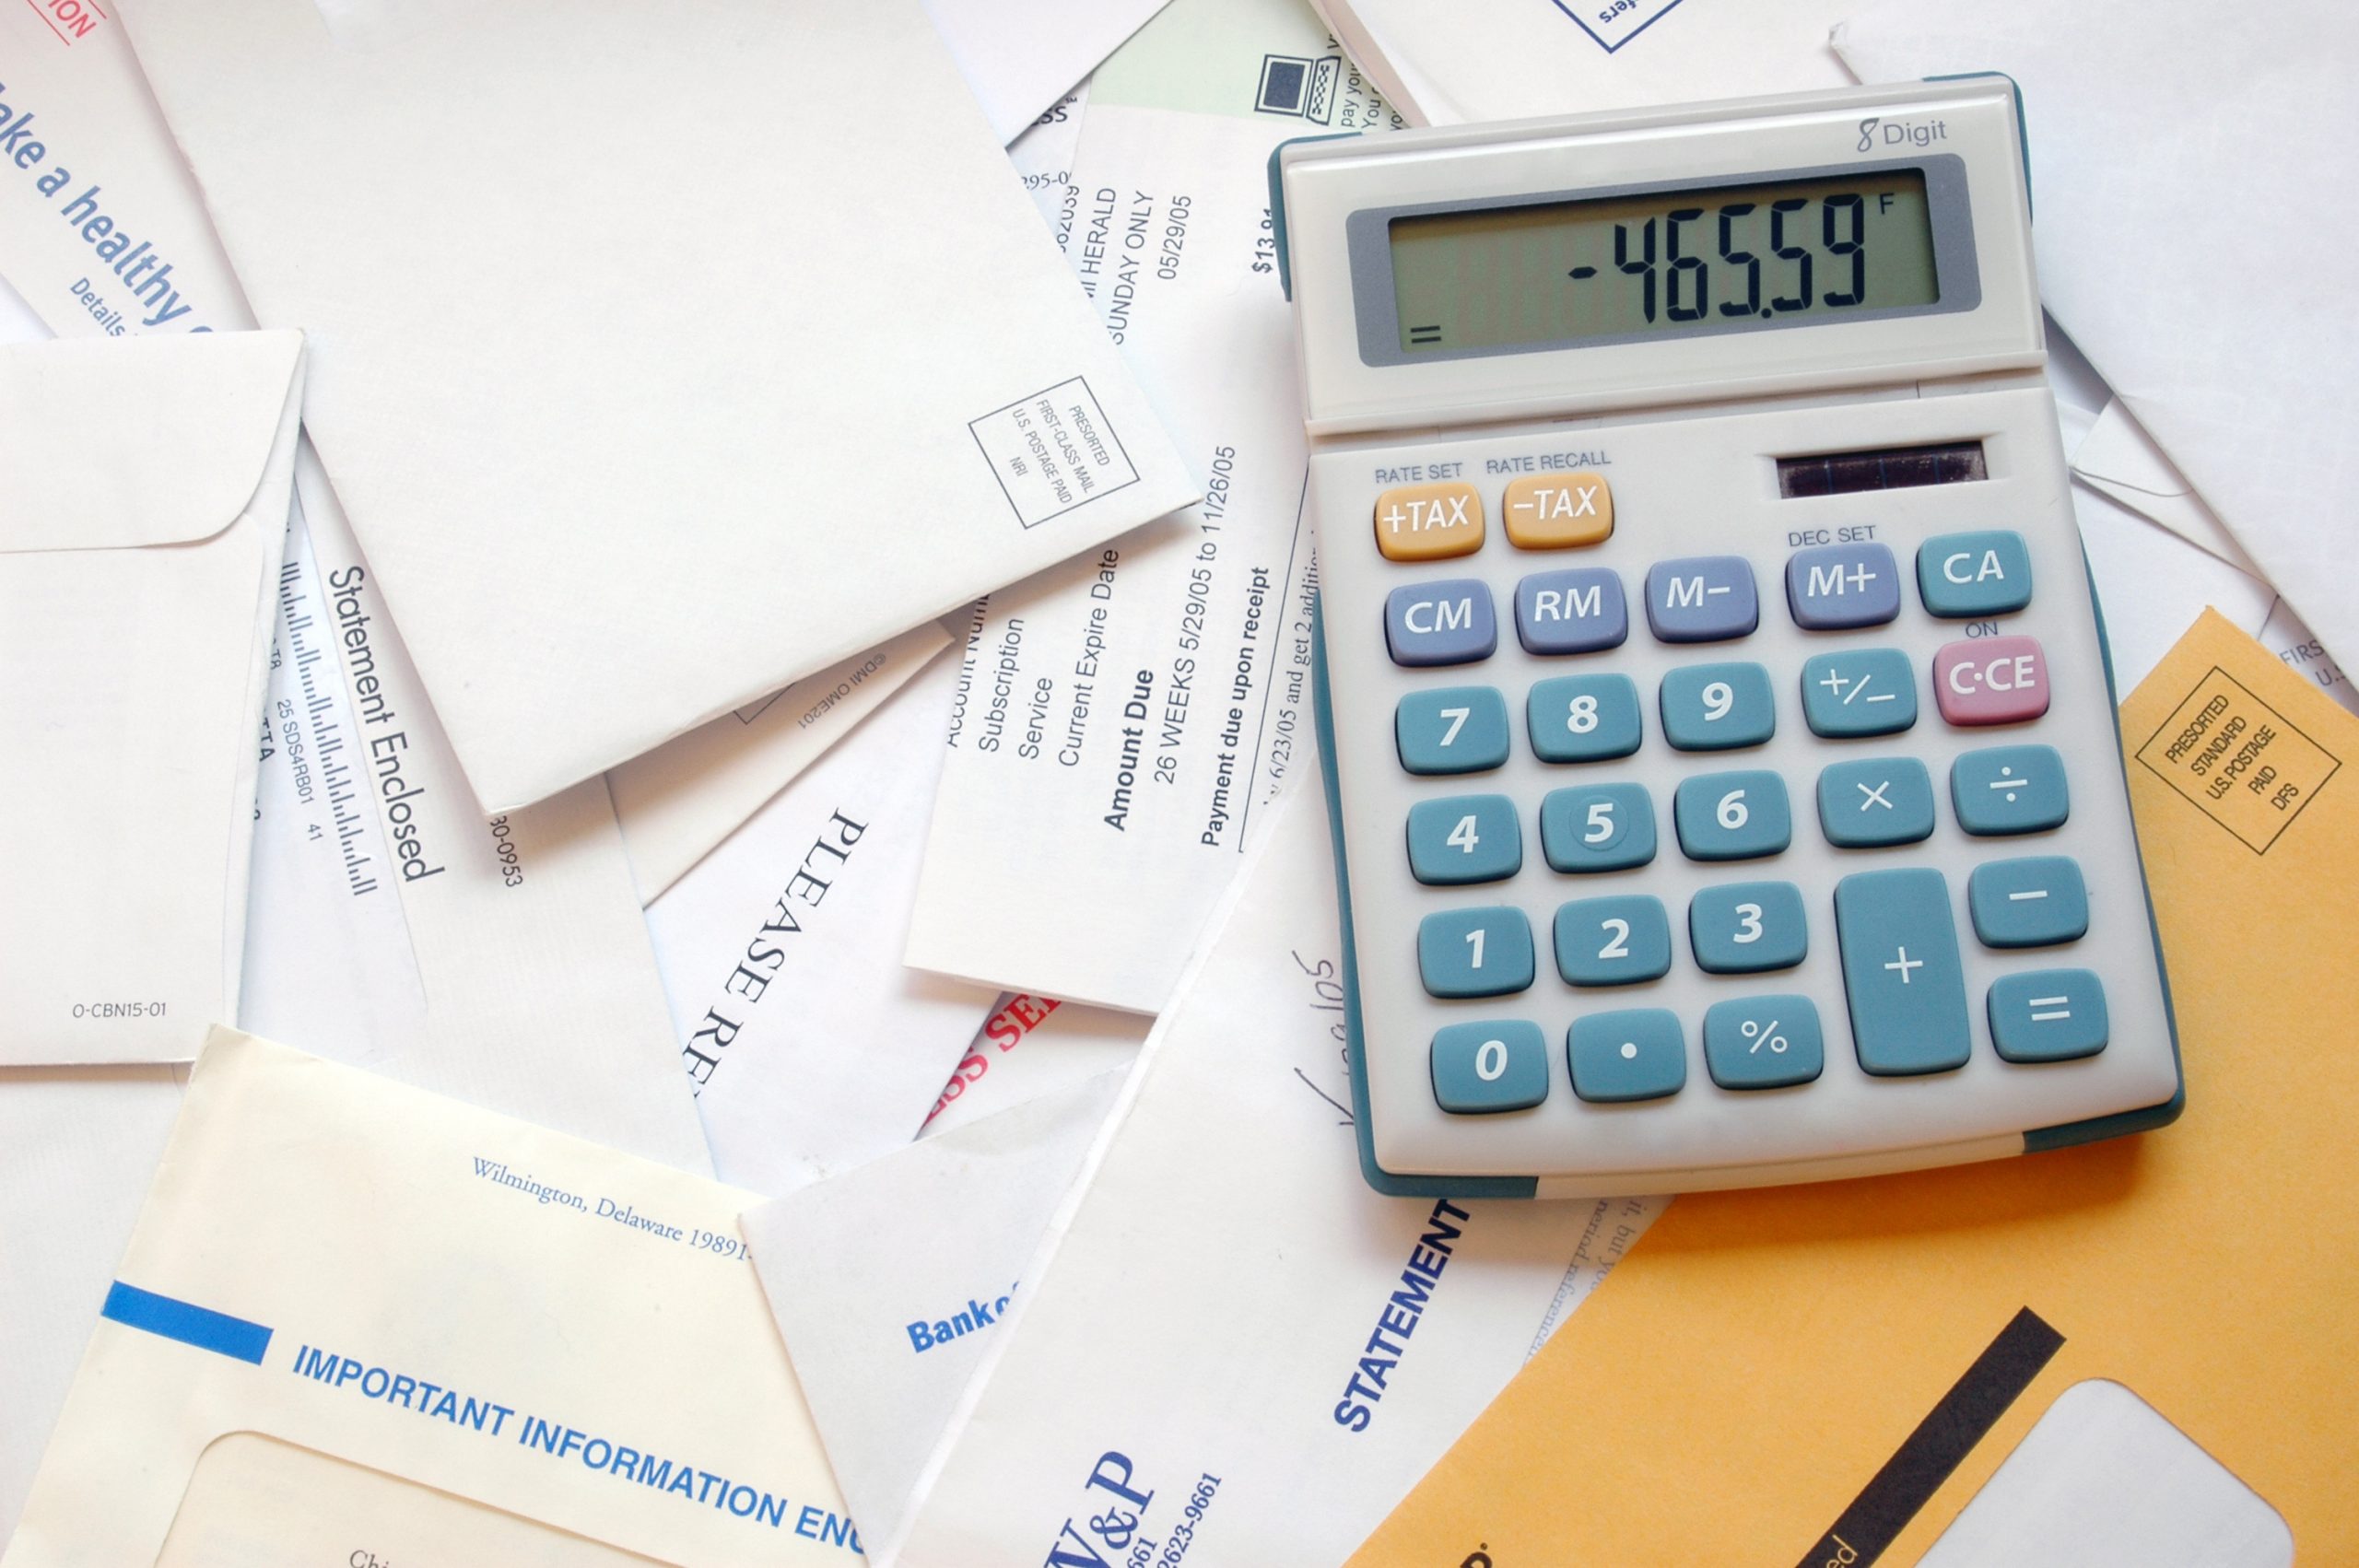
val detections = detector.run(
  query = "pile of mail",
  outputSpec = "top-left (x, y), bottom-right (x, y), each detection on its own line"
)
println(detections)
top-left (2, 0), bottom-right (2352, 1562)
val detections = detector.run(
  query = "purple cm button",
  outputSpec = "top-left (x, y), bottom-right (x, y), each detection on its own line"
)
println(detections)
top-left (1385, 579), bottom-right (1497, 667)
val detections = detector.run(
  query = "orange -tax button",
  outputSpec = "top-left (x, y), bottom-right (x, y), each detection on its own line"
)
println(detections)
top-left (1503, 472), bottom-right (1614, 549)
top-left (1373, 481), bottom-right (1484, 562)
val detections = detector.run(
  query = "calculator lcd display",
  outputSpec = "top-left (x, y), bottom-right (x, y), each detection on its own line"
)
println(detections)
top-left (1389, 171), bottom-right (1938, 354)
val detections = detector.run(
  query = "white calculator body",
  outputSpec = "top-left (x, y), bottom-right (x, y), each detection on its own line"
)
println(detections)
top-left (1276, 78), bottom-right (2182, 1198)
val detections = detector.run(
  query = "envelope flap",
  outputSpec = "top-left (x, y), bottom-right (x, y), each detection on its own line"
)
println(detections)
top-left (0, 331), bottom-right (303, 553)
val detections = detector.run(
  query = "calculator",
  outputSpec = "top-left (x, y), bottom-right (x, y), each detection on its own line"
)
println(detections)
top-left (1274, 78), bottom-right (2182, 1198)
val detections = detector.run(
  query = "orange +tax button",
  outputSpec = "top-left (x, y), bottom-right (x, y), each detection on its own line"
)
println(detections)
top-left (1374, 482), bottom-right (1484, 562)
top-left (1503, 472), bottom-right (1613, 549)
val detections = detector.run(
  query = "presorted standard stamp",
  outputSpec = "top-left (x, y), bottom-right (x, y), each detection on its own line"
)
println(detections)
top-left (2135, 664), bottom-right (2340, 853)
top-left (968, 376), bottom-right (1139, 529)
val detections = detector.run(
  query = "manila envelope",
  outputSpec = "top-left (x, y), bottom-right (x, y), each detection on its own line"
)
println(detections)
top-left (1350, 608), bottom-right (2358, 1564)
top-left (5, 1028), bottom-right (857, 1567)
top-left (0, 331), bottom-right (301, 1064)
top-left (111, 0), bottom-right (1196, 814)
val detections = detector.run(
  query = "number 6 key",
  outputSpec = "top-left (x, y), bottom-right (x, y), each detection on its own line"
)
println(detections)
top-left (1673, 770), bottom-right (1792, 861)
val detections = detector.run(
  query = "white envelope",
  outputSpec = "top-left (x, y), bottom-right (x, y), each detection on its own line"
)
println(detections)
top-left (1008, 85), bottom-right (1090, 234)
top-left (0, 19), bottom-right (734, 1169)
top-left (0, 272), bottom-right (46, 342)
top-left (609, 623), bottom-right (954, 903)
top-left (919, 992), bottom-right (1150, 1139)
top-left (647, 653), bottom-right (996, 1196)
top-left (2071, 474), bottom-right (2274, 695)
top-left (0, 1063), bottom-right (184, 1541)
top-left (1307, 0), bottom-right (1856, 125)
top-left (5, 1028), bottom-right (855, 1567)
top-left (112, 0), bottom-right (1198, 814)
top-left (2050, 396), bottom-right (2274, 693)
top-left (747, 1072), bottom-right (1127, 1550)
top-left (922, 0), bottom-right (1171, 143)
top-left (2073, 399), bottom-right (2264, 577)
top-left (867, 792), bottom-right (1661, 1565)
top-left (1836, 0), bottom-right (2359, 671)
top-left (237, 449), bottom-right (714, 1175)
top-left (0, 331), bottom-right (301, 1064)
top-left (0, 219), bottom-right (183, 1549)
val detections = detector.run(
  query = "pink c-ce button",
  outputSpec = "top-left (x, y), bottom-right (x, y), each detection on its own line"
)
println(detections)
top-left (1933, 636), bottom-right (2050, 726)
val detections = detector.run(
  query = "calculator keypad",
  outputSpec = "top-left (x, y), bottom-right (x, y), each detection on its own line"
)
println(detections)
top-left (1429, 1021), bottom-right (1551, 1113)
top-left (1933, 636), bottom-right (2050, 725)
top-left (1554, 895), bottom-right (1673, 987)
top-left (1688, 882), bottom-right (1809, 974)
top-left (1568, 1009), bottom-right (1687, 1102)
top-left (1987, 970), bottom-right (2108, 1062)
top-left (1918, 531), bottom-right (2033, 617)
top-left (1396, 687), bottom-right (1510, 775)
top-left (1645, 556), bottom-right (1759, 642)
top-left (1539, 783), bottom-right (1656, 872)
top-left (1834, 868), bottom-right (1972, 1076)
top-left (1800, 649), bottom-right (1917, 737)
top-left (1703, 996), bottom-right (1825, 1090)
top-left (1786, 543), bottom-right (1901, 629)
top-left (1950, 744), bottom-right (2070, 835)
top-left (1527, 674), bottom-right (1644, 763)
top-left (1816, 757), bottom-right (1937, 847)
top-left (1325, 409), bottom-right (2160, 1165)
top-left (1967, 856), bottom-right (2089, 948)
top-left (1660, 661), bottom-right (1777, 750)
top-left (1514, 568), bottom-right (1627, 654)
top-left (1373, 481), bottom-right (1484, 562)
top-left (1673, 770), bottom-right (1791, 861)
top-left (1406, 795), bottom-right (1522, 884)
top-left (1417, 906), bottom-right (1535, 998)
top-left (1502, 473), bottom-right (1614, 550)
top-left (1386, 579), bottom-right (1497, 667)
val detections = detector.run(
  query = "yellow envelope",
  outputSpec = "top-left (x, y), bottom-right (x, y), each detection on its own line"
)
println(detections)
top-left (1350, 609), bottom-right (2358, 1564)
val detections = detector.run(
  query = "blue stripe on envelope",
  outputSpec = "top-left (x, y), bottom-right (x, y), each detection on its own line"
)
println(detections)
top-left (100, 1281), bottom-right (273, 1364)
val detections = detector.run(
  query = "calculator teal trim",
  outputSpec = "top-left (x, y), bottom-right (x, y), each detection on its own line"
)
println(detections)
top-left (1268, 135), bottom-right (1360, 303)
top-left (1313, 594), bottom-right (1539, 1199)
top-left (2021, 550), bottom-right (2186, 1151)
top-left (1924, 72), bottom-right (2033, 217)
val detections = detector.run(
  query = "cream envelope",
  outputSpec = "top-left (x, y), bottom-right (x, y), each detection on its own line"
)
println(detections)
top-left (5, 1028), bottom-right (856, 1567)
top-left (0, 331), bottom-right (302, 1065)
top-left (111, 0), bottom-right (1196, 815)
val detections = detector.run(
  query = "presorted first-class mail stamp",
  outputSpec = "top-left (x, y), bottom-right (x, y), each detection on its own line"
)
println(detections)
top-left (969, 376), bottom-right (1140, 528)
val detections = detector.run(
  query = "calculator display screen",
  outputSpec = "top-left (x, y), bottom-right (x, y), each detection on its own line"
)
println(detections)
top-left (1389, 170), bottom-right (1938, 354)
